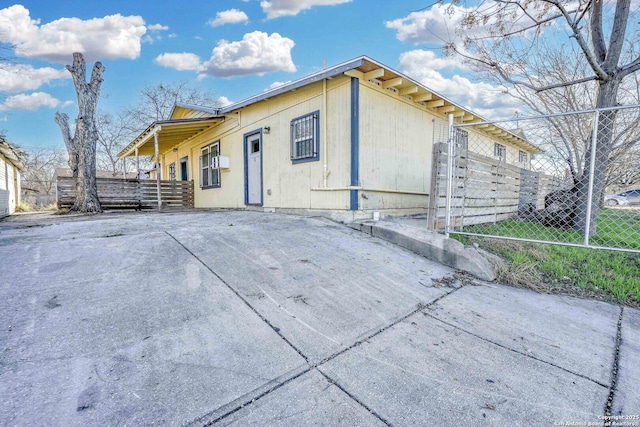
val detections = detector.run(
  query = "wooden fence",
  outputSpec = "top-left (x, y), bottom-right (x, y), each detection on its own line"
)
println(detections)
top-left (428, 143), bottom-right (569, 229)
top-left (56, 177), bottom-right (194, 210)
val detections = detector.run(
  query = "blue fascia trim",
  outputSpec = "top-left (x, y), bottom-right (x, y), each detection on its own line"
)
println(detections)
top-left (350, 77), bottom-right (359, 211)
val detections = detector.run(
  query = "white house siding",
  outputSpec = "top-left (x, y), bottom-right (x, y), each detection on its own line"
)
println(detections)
top-left (0, 153), bottom-right (19, 218)
top-left (0, 155), bottom-right (8, 217)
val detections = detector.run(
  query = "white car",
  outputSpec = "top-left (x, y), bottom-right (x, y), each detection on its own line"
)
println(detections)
top-left (604, 189), bottom-right (640, 206)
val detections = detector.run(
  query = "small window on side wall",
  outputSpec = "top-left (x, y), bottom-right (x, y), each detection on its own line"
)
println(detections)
top-left (494, 143), bottom-right (506, 161)
top-left (519, 150), bottom-right (528, 164)
top-left (290, 111), bottom-right (319, 163)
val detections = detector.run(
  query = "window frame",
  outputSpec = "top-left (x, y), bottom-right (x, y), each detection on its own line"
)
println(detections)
top-left (200, 141), bottom-right (221, 189)
top-left (168, 162), bottom-right (176, 181)
top-left (494, 143), bottom-right (506, 161)
top-left (519, 150), bottom-right (528, 165)
top-left (290, 111), bottom-right (320, 164)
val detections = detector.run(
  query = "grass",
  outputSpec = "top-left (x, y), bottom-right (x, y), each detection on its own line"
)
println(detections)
top-left (453, 208), bottom-right (640, 307)
top-left (15, 201), bottom-right (58, 213)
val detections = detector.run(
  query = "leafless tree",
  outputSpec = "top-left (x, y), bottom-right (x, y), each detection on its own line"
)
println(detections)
top-left (123, 80), bottom-right (220, 137)
top-left (499, 44), bottom-right (640, 194)
top-left (20, 146), bottom-right (67, 195)
top-left (54, 52), bottom-right (105, 212)
top-left (440, 0), bottom-right (640, 234)
top-left (95, 111), bottom-right (133, 176)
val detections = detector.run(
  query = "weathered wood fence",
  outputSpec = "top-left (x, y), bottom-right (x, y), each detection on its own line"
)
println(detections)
top-left (56, 177), bottom-right (194, 210)
top-left (428, 142), bottom-right (569, 229)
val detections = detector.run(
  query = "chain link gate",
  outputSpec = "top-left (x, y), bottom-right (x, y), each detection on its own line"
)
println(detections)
top-left (438, 105), bottom-right (640, 254)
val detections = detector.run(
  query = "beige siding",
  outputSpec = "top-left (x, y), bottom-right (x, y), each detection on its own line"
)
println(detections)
top-left (158, 76), bottom-right (353, 210)
top-left (357, 82), bottom-right (437, 211)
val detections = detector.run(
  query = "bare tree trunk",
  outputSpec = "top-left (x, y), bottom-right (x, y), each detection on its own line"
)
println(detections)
top-left (574, 78), bottom-right (621, 235)
top-left (54, 112), bottom-right (78, 178)
top-left (54, 53), bottom-right (105, 212)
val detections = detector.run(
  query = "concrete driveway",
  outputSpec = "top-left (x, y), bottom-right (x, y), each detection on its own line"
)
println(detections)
top-left (0, 210), bottom-right (637, 426)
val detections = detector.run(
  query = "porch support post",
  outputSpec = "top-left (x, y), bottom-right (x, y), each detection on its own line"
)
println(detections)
top-left (122, 157), bottom-right (126, 179)
top-left (135, 147), bottom-right (139, 178)
top-left (154, 128), bottom-right (162, 210)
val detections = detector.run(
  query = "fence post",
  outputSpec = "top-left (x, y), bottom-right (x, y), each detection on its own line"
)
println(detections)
top-left (583, 109), bottom-right (600, 246)
top-left (444, 114), bottom-right (454, 237)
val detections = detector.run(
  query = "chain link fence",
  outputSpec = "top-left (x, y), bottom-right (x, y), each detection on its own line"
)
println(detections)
top-left (432, 105), bottom-right (640, 253)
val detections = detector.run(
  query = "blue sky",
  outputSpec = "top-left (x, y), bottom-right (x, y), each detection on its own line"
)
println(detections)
top-left (0, 0), bottom-right (523, 150)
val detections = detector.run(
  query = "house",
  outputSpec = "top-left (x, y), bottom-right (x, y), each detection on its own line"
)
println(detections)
top-left (0, 137), bottom-right (26, 218)
top-left (118, 56), bottom-right (541, 222)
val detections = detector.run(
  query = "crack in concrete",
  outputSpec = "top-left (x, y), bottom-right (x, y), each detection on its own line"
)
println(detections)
top-left (168, 230), bottom-right (463, 426)
top-left (316, 368), bottom-right (393, 427)
top-left (422, 312), bottom-right (610, 389)
top-left (165, 231), bottom-right (309, 363)
top-left (604, 307), bottom-right (624, 424)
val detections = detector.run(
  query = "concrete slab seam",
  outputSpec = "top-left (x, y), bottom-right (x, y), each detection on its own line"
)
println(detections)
top-left (185, 366), bottom-right (314, 427)
top-left (317, 285), bottom-right (464, 367)
top-left (164, 231), bottom-right (310, 362)
top-left (185, 283), bottom-right (463, 425)
top-left (604, 306), bottom-right (624, 422)
top-left (316, 368), bottom-right (393, 427)
top-left (166, 230), bottom-right (464, 426)
top-left (422, 312), bottom-right (610, 389)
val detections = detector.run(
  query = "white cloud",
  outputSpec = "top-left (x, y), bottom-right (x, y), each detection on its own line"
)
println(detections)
top-left (398, 49), bottom-right (467, 72)
top-left (155, 53), bottom-right (203, 71)
top-left (398, 50), bottom-right (521, 119)
top-left (208, 9), bottom-right (249, 27)
top-left (267, 80), bottom-right (291, 90)
top-left (157, 31), bottom-right (296, 78)
top-left (168, 33), bottom-right (177, 38)
top-left (217, 96), bottom-right (233, 107)
top-left (0, 116), bottom-right (8, 122)
top-left (148, 23), bottom-right (168, 31)
top-left (0, 4), bottom-right (147, 62)
top-left (0, 64), bottom-right (69, 92)
top-left (386, 4), bottom-right (543, 45)
top-left (261, 0), bottom-right (351, 19)
top-left (385, 5), bottom-right (465, 44)
top-left (0, 92), bottom-right (63, 112)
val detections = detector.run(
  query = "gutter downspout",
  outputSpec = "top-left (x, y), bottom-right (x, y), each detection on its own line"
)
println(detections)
top-left (323, 77), bottom-right (329, 187)
top-left (154, 127), bottom-right (162, 210)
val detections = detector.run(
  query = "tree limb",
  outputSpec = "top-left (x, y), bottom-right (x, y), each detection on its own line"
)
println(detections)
top-left (590, 0), bottom-right (607, 62)
top-left (604, 0), bottom-right (631, 72)
top-left (539, 0), bottom-right (609, 80)
top-left (619, 56), bottom-right (640, 78)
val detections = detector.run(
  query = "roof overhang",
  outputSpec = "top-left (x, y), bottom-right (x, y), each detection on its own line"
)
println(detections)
top-left (118, 117), bottom-right (225, 158)
top-left (217, 55), bottom-right (542, 154)
top-left (0, 141), bottom-right (26, 171)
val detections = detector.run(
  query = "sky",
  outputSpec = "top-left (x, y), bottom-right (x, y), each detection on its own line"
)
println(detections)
top-left (0, 0), bottom-right (526, 150)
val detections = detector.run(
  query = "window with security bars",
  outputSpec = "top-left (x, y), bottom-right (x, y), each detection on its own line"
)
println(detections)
top-left (200, 141), bottom-right (221, 188)
top-left (168, 162), bottom-right (176, 181)
top-left (494, 143), bottom-right (506, 161)
top-left (290, 111), bottom-right (319, 163)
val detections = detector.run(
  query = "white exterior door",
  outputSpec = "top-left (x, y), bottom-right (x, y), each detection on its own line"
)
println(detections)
top-left (247, 133), bottom-right (262, 204)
